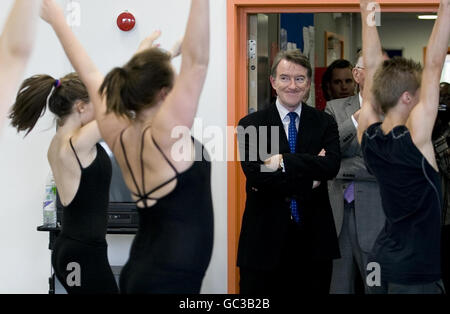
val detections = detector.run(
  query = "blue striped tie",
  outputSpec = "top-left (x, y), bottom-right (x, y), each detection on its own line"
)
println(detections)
top-left (288, 112), bottom-right (300, 223)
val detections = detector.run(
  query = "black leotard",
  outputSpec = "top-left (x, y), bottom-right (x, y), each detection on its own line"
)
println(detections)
top-left (119, 128), bottom-right (214, 294)
top-left (51, 140), bottom-right (119, 294)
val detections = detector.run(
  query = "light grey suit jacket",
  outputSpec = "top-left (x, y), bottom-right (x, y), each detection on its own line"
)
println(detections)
top-left (325, 95), bottom-right (385, 253)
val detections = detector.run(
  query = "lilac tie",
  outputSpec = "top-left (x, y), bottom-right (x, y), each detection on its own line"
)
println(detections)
top-left (344, 182), bottom-right (354, 203)
top-left (288, 112), bottom-right (300, 223)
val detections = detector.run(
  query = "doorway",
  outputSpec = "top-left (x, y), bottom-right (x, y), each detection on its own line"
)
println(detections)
top-left (226, 0), bottom-right (440, 294)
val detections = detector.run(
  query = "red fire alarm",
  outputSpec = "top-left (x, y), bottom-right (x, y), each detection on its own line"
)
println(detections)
top-left (117, 11), bottom-right (136, 31)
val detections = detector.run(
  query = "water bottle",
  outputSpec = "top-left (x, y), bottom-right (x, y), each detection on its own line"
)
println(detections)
top-left (43, 172), bottom-right (57, 228)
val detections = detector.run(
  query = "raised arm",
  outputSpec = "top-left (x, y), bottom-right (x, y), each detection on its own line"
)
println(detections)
top-left (151, 0), bottom-right (209, 149)
top-left (357, 0), bottom-right (385, 144)
top-left (0, 0), bottom-right (41, 131)
top-left (40, 0), bottom-right (128, 147)
top-left (70, 120), bottom-right (102, 158)
top-left (407, 0), bottom-right (450, 147)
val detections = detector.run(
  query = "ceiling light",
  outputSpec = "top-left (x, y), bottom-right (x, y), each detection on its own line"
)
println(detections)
top-left (418, 15), bottom-right (437, 20)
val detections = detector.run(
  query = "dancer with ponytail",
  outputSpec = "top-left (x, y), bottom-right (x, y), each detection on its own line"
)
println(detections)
top-left (10, 73), bottom-right (119, 294)
top-left (357, 0), bottom-right (450, 294)
top-left (0, 0), bottom-right (40, 133)
top-left (41, 0), bottom-right (212, 293)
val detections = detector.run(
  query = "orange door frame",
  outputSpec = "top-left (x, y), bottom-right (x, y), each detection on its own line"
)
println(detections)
top-left (226, 0), bottom-right (439, 294)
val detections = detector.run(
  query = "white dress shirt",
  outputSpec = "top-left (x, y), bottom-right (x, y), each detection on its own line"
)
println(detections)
top-left (275, 98), bottom-right (321, 188)
top-left (275, 98), bottom-right (302, 138)
top-left (351, 92), bottom-right (363, 128)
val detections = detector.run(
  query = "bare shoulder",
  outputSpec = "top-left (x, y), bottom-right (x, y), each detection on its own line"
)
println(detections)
top-left (47, 135), bottom-right (76, 168)
top-left (97, 112), bottom-right (131, 151)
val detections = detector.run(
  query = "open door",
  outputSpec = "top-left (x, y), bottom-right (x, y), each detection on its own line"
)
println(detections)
top-left (227, 0), bottom-right (441, 294)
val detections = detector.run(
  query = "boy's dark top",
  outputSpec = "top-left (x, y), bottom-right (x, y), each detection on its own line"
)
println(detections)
top-left (362, 123), bottom-right (442, 285)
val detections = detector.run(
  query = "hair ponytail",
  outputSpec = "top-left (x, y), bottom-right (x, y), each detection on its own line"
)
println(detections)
top-left (9, 75), bottom-right (57, 136)
top-left (9, 72), bottom-right (89, 136)
top-left (100, 67), bottom-right (132, 118)
top-left (100, 48), bottom-right (175, 119)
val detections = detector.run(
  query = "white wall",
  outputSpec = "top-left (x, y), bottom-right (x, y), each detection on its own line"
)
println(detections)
top-left (0, 0), bottom-right (227, 294)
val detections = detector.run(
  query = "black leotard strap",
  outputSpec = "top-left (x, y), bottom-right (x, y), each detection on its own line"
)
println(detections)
top-left (140, 127), bottom-right (152, 208)
top-left (120, 127), bottom-right (182, 207)
top-left (151, 135), bottom-right (179, 175)
top-left (140, 126), bottom-right (151, 204)
top-left (140, 176), bottom-right (178, 199)
top-left (120, 128), bottom-right (143, 198)
top-left (69, 138), bottom-right (83, 170)
top-left (139, 128), bottom-right (179, 206)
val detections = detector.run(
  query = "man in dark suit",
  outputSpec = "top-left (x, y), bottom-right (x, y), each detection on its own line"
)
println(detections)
top-left (237, 49), bottom-right (341, 294)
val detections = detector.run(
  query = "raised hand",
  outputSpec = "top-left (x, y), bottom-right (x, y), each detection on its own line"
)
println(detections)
top-left (136, 30), bottom-right (162, 54)
top-left (313, 149), bottom-right (326, 189)
top-left (360, 0), bottom-right (375, 8)
top-left (360, 0), bottom-right (381, 27)
top-left (170, 38), bottom-right (183, 59)
top-left (40, 0), bottom-right (64, 25)
top-left (264, 154), bottom-right (282, 172)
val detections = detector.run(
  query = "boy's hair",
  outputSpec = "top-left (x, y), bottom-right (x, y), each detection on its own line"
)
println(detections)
top-left (372, 57), bottom-right (422, 113)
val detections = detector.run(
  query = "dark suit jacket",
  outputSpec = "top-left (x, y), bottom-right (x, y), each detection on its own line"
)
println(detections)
top-left (237, 103), bottom-right (341, 270)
